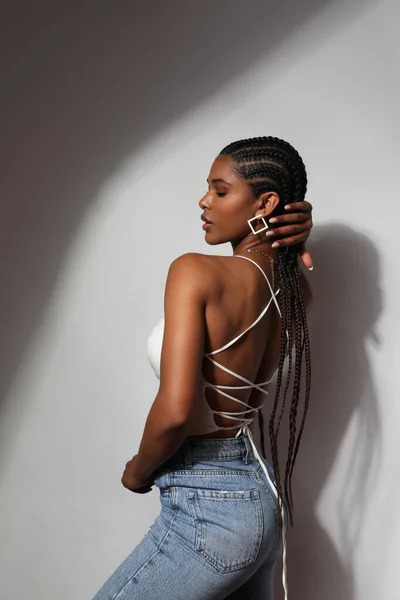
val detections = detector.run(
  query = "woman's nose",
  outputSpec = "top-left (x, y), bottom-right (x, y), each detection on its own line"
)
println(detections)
top-left (198, 193), bottom-right (211, 209)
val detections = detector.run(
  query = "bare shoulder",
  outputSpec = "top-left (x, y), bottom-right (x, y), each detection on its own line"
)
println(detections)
top-left (166, 252), bottom-right (223, 301)
top-left (168, 252), bottom-right (221, 277)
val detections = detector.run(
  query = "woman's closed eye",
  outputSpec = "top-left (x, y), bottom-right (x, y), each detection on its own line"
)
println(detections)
top-left (206, 187), bottom-right (227, 198)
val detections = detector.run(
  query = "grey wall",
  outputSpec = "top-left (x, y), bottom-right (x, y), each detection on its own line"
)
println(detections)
top-left (1, 1), bottom-right (397, 599)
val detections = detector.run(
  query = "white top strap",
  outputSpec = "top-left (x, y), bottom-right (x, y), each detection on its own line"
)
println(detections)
top-left (207, 379), bottom-right (273, 389)
top-left (206, 255), bottom-right (281, 357)
top-left (233, 255), bottom-right (281, 315)
top-left (234, 254), bottom-right (289, 343)
top-left (207, 295), bottom-right (279, 356)
top-left (205, 355), bottom-right (272, 395)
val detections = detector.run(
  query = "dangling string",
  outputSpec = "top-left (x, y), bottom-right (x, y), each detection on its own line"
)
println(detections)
top-left (236, 424), bottom-right (288, 600)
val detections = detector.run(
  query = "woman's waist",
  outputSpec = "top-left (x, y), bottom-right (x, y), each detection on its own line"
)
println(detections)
top-left (153, 433), bottom-right (273, 481)
top-left (184, 389), bottom-right (260, 437)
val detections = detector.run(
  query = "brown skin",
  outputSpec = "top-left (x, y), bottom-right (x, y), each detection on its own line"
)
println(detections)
top-left (121, 155), bottom-right (313, 493)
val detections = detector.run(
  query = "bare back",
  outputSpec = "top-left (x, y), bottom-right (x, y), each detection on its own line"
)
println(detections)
top-left (197, 253), bottom-right (309, 439)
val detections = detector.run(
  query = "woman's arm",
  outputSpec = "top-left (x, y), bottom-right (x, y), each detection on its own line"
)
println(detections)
top-left (122, 254), bottom-right (208, 489)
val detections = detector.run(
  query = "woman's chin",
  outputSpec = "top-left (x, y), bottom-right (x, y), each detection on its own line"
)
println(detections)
top-left (204, 237), bottom-right (224, 247)
top-left (202, 229), bottom-right (215, 243)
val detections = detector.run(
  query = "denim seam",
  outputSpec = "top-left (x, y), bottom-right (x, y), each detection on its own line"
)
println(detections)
top-left (162, 522), bottom-right (227, 576)
top-left (256, 463), bottom-right (289, 522)
top-left (185, 454), bottom-right (248, 462)
top-left (187, 489), bottom-right (260, 500)
top-left (254, 470), bottom-right (280, 531)
top-left (258, 487), bottom-right (279, 557)
top-left (172, 469), bottom-right (255, 477)
top-left (112, 510), bottom-right (178, 600)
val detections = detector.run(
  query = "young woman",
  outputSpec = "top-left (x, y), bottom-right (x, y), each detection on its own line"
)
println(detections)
top-left (93, 136), bottom-right (313, 600)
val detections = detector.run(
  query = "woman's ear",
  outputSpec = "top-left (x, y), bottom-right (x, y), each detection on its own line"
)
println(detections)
top-left (257, 191), bottom-right (280, 217)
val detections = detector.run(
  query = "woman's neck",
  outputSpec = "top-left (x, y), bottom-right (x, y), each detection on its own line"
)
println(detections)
top-left (232, 237), bottom-right (279, 261)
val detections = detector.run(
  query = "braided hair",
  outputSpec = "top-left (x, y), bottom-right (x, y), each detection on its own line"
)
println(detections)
top-left (219, 137), bottom-right (311, 528)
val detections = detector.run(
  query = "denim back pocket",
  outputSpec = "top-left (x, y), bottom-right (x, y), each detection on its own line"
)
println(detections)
top-left (187, 488), bottom-right (263, 573)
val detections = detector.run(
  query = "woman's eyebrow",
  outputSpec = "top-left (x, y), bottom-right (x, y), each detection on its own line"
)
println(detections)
top-left (206, 178), bottom-right (233, 186)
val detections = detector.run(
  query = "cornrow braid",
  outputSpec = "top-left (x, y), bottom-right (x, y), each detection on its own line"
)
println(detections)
top-left (220, 136), bottom-right (311, 529)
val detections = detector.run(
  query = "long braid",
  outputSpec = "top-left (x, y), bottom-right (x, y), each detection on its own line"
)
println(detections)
top-left (274, 252), bottom-right (294, 441)
top-left (289, 266), bottom-right (312, 482)
top-left (267, 267), bottom-right (288, 529)
top-left (220, 136), bottom-right (311, 529)
top-left (285, 256), bottom-right (303, 515)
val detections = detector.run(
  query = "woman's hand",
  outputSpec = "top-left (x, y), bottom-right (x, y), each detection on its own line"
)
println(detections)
top-left (268, 201), bottom-right (314, 270)
top-left (121, 455), bottom-right (155, 494)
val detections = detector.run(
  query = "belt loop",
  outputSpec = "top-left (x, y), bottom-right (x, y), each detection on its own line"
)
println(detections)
top-left (242, 429), bottom-right (250, 464)
top-left (183, 439), bottom-right (193, 467)
top-left (245, 437), bottom-right (250, 464)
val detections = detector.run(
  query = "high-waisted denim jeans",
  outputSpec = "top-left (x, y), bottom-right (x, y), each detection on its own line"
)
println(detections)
top-left (92, 433), bottom-right (286, 600)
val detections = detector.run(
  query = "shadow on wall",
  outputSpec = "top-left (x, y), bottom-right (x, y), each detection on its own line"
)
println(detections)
top-left (0, 0), bottom-right (372, 411)
top-left (275, 224), bottom-right (382, 600)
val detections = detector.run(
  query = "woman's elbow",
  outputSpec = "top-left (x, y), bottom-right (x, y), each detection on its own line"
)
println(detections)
top-left (154, 390), bottom-right (195, 428)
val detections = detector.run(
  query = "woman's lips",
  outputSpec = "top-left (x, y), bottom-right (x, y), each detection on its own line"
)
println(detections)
top-left (201, 215), bottom-right (213, 230)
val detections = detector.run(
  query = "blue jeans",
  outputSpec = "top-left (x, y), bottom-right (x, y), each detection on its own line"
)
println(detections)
top-left (92, 434), bottom-right (285, 600)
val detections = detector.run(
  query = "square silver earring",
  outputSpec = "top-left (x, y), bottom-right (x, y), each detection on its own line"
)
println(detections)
top-left (248, 214), bottom-right (269, 234)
